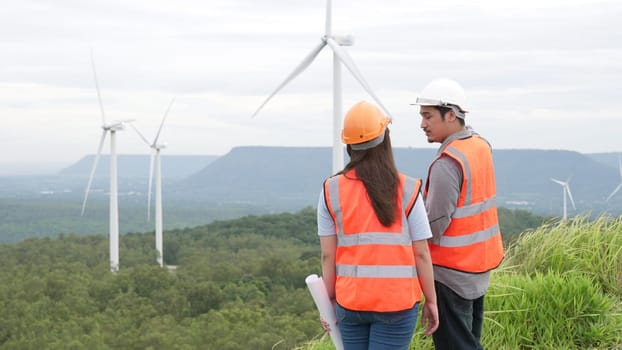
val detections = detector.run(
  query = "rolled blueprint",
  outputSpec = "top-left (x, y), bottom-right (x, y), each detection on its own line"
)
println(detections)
top-left (305, 274), bottom-right (344, 350)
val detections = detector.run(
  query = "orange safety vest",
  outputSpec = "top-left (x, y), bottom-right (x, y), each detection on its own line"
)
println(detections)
top-left (324, 170), bottom-right (423, 312)
top-left (425, 136), bottom-right (504, 273)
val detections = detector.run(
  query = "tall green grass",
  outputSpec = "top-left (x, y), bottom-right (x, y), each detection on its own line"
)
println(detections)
top-left (297, 216), bottom-right (622, 349)
top-left (505, 216), bottom-right (622, 298)
top-left (483, 272), bottom-right (621, 349)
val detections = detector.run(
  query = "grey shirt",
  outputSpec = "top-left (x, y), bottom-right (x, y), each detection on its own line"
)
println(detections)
top-left (425, 127), bottom-right (491, 300)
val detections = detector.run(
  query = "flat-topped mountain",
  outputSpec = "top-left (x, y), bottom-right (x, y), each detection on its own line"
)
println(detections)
top-left (173, 146), bottom-right (621, 215)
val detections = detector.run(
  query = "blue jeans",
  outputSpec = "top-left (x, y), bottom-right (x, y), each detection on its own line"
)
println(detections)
top-left (432, 281), bottom-right (484, 350)
top-left (335, 302), bottom-right (419, 350)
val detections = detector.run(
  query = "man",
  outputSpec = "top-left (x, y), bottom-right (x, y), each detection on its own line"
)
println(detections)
top-left (412, 78), bottom-right (504, 350)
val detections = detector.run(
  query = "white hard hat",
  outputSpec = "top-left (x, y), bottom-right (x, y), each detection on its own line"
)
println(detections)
top-left (412, 78), bottom-right (469, 114)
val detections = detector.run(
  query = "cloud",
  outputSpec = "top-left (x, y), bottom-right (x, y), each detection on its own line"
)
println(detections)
top-left (1, 0), bottom-right (621, 164)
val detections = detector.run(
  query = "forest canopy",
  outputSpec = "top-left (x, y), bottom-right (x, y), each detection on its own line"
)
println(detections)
top-left (0, 207), bottom-right (549, 349)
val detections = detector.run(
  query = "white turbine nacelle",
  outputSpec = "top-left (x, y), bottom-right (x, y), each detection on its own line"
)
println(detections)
top-left (331, 34), bottom-right (354, 46)
top-left (153, 143), bottom-right (167, 150)
top-left (253, 0), bottom-right (391, 174)
top-left (104, 120), bottom-right (133, 131)
top-left (103, 124), bottom-right (124, 131)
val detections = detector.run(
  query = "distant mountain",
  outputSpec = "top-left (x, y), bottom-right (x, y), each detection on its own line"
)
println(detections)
top-left (177, 147), bottom-right (332, 209)
top-left (0, 162), bottom-right (70, 176)
top-left (175, 146), bottom-right (622, 216)
top-left (3, 147), bottom-right (622, 217)
top-left (59, 155), bottom-right (219, 179)
top-left (587, 152), bottom-right (622, 170)
top-left (492, 149), bottom-right (617, 203)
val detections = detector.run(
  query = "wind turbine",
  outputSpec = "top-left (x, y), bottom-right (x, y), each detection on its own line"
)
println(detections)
top-left (252, 0), bottom-right (391, 174)
top-left (129, 98), bottom-right (175, 268)
top-left (606, 154), bottom-right (622, 202)
top-left (551, 177), bottom-right (576, 220)
top-left (81, 50), bottom-right (134, 273)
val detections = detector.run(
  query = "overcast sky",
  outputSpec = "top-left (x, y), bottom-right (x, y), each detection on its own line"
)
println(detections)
top-left (1, 0), bottom-right (621, 167)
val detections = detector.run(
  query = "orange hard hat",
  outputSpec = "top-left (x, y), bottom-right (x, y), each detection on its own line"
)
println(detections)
top-left (342, 101), bottom-right (391, 149)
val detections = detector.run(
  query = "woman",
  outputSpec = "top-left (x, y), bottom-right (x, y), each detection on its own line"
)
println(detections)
top-left (317, 101), bottom-right (439, 349)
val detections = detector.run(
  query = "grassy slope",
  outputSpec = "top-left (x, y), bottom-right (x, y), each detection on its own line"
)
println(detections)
top-left (299, 216), bottom-right (622, 350)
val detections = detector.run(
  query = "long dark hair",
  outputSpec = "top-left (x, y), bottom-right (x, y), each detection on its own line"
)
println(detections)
top-left (339, 128), bottom-right (400, 226)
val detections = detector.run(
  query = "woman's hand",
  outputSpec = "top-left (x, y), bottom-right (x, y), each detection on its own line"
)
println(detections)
top-left (320, 316), bottom-right (332, 333)
top-left (320, 299), bottom-right (337, 333)
top-left (421, 300), bottom-right (439, 336)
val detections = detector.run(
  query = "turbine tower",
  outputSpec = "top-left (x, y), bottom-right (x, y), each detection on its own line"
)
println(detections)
top-left (130, 98), bottom-right (175, 268)
top-left (81, 50), bottom-right (133, 273)
top-left (252, 0), bottom-right (391, 174)
top-left (551, 177), bottom-right (576, 221)
top-left (606, 154), bottom-right (622, 202)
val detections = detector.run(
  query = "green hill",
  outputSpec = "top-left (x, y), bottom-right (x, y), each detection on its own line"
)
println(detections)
top-left (0, 208), bottom-right (321, 350)
top-left (5, 207), bottom-right (611, 349)
top-left (301, 215), bottom-right (622, 350)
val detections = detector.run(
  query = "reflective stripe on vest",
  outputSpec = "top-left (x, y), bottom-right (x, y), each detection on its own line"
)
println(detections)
top-left (337, 264), bottom-right (418, 278)
top-left (453, 196), bottom-right (497, 218)
top-left (435, 223), bottom-right (500, 248)
top-left (426, 136), bottom-right (504, 273)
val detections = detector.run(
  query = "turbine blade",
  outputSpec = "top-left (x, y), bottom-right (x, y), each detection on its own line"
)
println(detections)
top-left (147, 151), bottom-right (155, 221)
top-left (606, 183), bottom-right (622, 202)
top-left (326, 38), bottom-right (392, 119)
top-left (90, 49), bottom-right (107, 125)
top-left (566, 186), bottom-right (576, 210)
top-left (252, 40), bottom-right (326, 118)
top-left (325, 0), bottom-right (332, 36)
top-left (128, 122), bottom-right (151, 146)
top-left (81, 130), bottom-right (107, 215)
top-left (154, 97), bottom-right (175, 145)
top-left (618, 154), bottom-right (622, 179)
